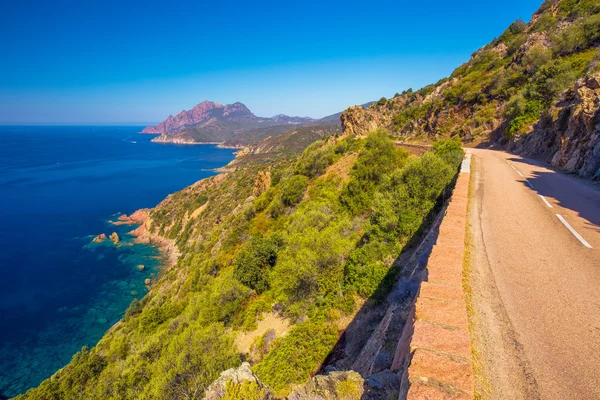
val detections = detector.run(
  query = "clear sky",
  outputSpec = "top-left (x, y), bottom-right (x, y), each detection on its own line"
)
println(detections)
top-left (0, 0), bottom-right (543, 124)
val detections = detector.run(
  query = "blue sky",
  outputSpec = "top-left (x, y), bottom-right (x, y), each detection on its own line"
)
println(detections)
top-left (0, 0), bottom-right (543, 124)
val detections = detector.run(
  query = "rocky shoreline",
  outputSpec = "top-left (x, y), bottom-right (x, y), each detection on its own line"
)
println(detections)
top-left (116, 209), bottom-right (180, 269)
top-left (149, 134), bottom-right (247, 150)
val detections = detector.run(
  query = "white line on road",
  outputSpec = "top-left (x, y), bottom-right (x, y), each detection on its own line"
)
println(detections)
top-left (525, 180), bottom-right (535, 189)
top-left (539, 195), bottom-right (553, 208)
top-left (511, 165), bottom-right (517, 170)
top-left (556, 214), bottom-right (593, 249)
top-left (517, 170), bottom-right (524, 177)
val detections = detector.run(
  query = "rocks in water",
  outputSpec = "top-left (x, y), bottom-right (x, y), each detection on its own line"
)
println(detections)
top-left (110, 232), bottom-right (120, 245)
top-left (144, 278), bottom-right (151, 285)
top-left (92, 233), bottom-right (107, 243)
top-left (136, 264), bottom-right (145, 271)
top-left (204, 362), bottom-right (269, 400)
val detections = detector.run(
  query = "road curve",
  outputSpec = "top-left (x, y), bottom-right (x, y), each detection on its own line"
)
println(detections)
top-left (467, 148), bottom-right (600, 400)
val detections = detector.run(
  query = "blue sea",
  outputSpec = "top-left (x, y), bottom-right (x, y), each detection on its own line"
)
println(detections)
top-left (0, 126), bottom-right (235, 398)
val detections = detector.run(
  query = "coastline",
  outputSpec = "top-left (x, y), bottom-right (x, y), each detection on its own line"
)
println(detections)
top-left (111, 209), bottom-right (180, 269)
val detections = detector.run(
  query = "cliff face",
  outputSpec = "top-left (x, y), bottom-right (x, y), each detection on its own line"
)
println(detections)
top-left (509, 73), bottom-right (600, 179)
top-left (339, 0), bottom-right (600, 179)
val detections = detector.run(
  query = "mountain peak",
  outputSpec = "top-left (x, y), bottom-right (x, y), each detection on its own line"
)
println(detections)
top-left (223, 102), bottom-right (253, 117)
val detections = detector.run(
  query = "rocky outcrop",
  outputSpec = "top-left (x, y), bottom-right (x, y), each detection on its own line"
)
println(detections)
top-left (204, 362), bottom-right (271, 400)
top-left (204, 364), bottom-right (364, 400)
top-left (340, 105), bottom-right (384, 137)
top-left (91, 233), bottom-right (107, 243)
top-left (509, 73), bottom-right (600, 180)
top-left (288, 371), bottom-right (364, 400)
top-left (253, 170), bottom-right (272, 197)
top-left (109, 232), bottom-right (120, 245)
top-left (128, 209), bottom-right (181, 268)
top-left (110, 210), bottom-right (148, 226)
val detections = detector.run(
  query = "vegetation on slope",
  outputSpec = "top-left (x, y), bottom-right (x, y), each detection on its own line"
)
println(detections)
top-left (342, 0), bottom-right (600, 144)
top-left (18, 129), bottom-right (463, 399)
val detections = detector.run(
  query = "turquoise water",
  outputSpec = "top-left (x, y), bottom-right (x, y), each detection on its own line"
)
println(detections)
top-left (0, 126), bottom-right (235, 397)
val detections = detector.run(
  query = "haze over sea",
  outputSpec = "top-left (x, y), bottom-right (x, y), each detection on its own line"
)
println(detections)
top-left (0, 126), bottom-right (235, 397)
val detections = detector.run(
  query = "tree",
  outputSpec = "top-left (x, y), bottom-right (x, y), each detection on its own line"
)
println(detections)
top-left (233, 236), bottom-right (279, 293)
top-left (281, 175), bottom-right (309, 206)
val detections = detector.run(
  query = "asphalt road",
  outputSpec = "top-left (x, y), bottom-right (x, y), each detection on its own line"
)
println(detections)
top-left (468, 149), bottom-right (600, 400)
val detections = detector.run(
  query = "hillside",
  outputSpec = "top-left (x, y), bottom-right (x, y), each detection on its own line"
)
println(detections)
top-left (141, 100), bottom-right (338, 145)
top-left (17, 125), bottom-right (464, 399)
top-left (340, 0), bottom-right (600, 179)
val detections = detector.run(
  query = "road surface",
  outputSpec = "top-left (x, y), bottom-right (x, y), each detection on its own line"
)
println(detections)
top-left (467, 148), bottom-right (600, 400)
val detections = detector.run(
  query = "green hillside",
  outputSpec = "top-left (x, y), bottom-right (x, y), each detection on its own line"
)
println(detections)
top-left (341, 0), bottom-right (600, 178)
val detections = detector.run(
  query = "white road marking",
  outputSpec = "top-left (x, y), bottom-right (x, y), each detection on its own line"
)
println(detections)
top-left (525, 180), bottom-right (535, 189)
top-left (517, 170), bottom-right (524, 177)
top-left (539, 195), bottom-right (553, 208)
top-left (511, 165), bottom-right (517, 170)
top-left (556, 214), bottom-right (593, 249)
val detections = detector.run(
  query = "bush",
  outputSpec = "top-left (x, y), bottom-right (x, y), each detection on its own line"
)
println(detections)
top-left (124, 298), bottom-right (142, 319)
top-left (522, 45), bottom-right (552, 73)
top-left (529, 59), bottom-right (575, 104)
top-left (139, 302), bottom-right (185, 333)
top-left (146, 323), bottom-right (240, 400)
top-left (295, 141), bottom-right (336, 177)
top-left (233, 236), bottom-right (280, 293)
top-left (281, 175), bottom-right (309, 206)
top-left (253, 319), bottom-right (338, 395)
top-left (340, 130), bottom-right (408, 214)
top-left (433, 138), bottom-right (464, 169)
top-left (506, 98), bottom-right (545, 138)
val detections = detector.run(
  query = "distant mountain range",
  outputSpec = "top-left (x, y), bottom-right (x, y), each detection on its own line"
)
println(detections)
top-left (141, 100), bottom-right (340, 145)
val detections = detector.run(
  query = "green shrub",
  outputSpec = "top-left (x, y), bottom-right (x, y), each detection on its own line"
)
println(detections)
top-left (124, 298), bottom-right (142, 319)
top-left (529, 59), bottom-right (575, 103)
top-left (295, 141), bottom-right (336, 177)
top-left (145, 323), bottom-right (240, 400)
top-left (281, 175), bottom-right (309, 206)
top-left (139, 302), bottom-right (185, 333)
top-left (233, 236), bottom-right (280, 293)
top-left (197, 273), bottom-right (250, 325)
top-left (224, 380), bottom-right (269, 400)
top-left (506, 98), bottom-right (545, 138)
top-left (253, 319), bottom-right (338, 395)
top-left (433, 138), bottom-right (464, 169)
top-left (341, 129), bottom-right (408, 214)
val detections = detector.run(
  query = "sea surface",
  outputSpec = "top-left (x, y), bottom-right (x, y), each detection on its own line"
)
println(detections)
top-left (0, 126), bottom-right (235, 397)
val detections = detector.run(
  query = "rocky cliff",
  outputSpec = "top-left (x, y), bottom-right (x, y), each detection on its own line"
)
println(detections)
top-left (509, 73), bottom-right (600, 179)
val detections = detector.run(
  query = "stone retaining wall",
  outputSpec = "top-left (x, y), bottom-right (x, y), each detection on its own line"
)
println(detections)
top-left (393, 153), bottom-right (474, 399)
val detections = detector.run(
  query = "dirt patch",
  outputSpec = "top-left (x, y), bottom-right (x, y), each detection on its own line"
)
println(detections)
top-left (235, 312), bottom-right (291, 354)
top-left (325, 153), bottom-right (358, 183)
top-left (190, 202), bottom-right (209, 219)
